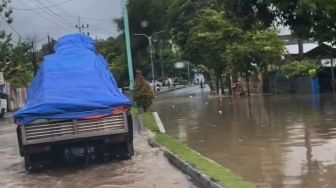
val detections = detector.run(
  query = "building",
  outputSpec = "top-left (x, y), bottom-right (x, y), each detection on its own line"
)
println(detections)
top-left (194, 73), bottom-right (205, 84)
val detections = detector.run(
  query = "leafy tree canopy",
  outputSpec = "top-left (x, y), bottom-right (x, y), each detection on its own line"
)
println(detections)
top-left (281, 59), bottom-right (321, 78)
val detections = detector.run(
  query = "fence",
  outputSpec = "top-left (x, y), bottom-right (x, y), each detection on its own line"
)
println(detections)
top-left (3, 82), bottom-right (28, 111)
top-left (268, 73), bottom-right (320, 94)
top-left (319, 79), bottom-right (336, 93)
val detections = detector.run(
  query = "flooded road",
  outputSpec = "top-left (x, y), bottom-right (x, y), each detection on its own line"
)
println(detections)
top-left (154, 94), bottom-right (336, 188)
top-left (0, 114), bottom-right (197, 188)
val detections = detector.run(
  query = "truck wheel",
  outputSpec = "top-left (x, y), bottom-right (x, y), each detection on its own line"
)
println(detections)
top-left (17, 127), bottom-right (24, 156)
top-left (24, 155), bottom-right (32, 171)
top-left (0, 109), bottom-right (4, 119)
top-left (127, 139), bottom-right (134, 157)
top-left (24, 155), bottom-right (46, 171)
top-left (120, 139), bottom-right (133, 160)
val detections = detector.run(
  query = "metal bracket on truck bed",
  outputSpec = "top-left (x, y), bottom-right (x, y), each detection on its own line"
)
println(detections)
top-left (21, 113), bottom-right (128, 145)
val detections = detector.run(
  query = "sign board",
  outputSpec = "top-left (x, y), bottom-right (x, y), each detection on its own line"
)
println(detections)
top-left (0, 72), bottom-right (4, 85)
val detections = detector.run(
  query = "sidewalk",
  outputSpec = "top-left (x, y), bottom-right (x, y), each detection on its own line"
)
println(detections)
top-left (4, 111), bottom-right (13, 118)
top-left (156, 85), bottom-right (185, 95)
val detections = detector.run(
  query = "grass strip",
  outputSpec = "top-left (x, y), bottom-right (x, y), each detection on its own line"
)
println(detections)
top-left (143, 112), bottom-right (256, 188)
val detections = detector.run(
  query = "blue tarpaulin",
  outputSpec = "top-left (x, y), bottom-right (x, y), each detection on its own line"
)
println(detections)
top-left (14, 34), bottom-right (131, 125)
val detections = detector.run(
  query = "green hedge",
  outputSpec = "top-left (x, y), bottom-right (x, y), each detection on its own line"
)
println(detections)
top-left (281, 59), bottom-right (321, 78)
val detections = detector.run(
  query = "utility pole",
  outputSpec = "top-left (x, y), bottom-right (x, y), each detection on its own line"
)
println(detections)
top-left (47, 34), bottom-right (53, 53)
top-left (75, 16), bottom-right (90, 36)
top-left (159, 41), bottom-right (165, 85)
top-left (187, 61), bottom-right (190, 85)
top-left (149, 40), bottom-right (155, 92)
top-left (120, 0), bottom-right (135, 94)
top-left (31, 41), bottom-right (38, 76)
top-left (298, 39), bottom-right (304, 57)
top-left (331, 57), bottom-right (335, 92)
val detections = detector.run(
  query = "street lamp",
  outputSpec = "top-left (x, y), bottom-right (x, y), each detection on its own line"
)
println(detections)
top-left (133, 30), bottom-right (165, 92)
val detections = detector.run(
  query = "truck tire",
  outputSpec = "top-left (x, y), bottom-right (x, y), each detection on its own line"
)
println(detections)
top-left (126, 139), bottom-right (134, 157)
top-left (120, 138), bottom-right (133, 160)
top-left (24, 154), bottom-right (48, 171)
top-left (17, 127), bottom-right (24, 156)
top-left (24, 155), bottom-right (32, 171)
top-left (0, 109), bottom-right (4, 119)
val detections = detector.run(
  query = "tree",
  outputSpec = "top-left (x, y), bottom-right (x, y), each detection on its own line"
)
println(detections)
top-left (0, 31), bottom-right (13, 79)
top-left (269, 0), bottom-right (336, 42)
top-left (0, 0), bottom-right (13, 24)
top-left (115, 0), bottom-right (172, 79)
top-left (96, 36), bottom-right (128, 87)
top-left (134, 70), bottom-right (154, 112)
top-left (215, 0), bottom-right (275, 29)
top-left (184, 9), bottom-right (242, 93)
top-left (281, 59), bottom-right (321, 79)
top-left (197, 64), bottom-right (215, 90)
top-left (219, 0), bottom-right (336, 45)
top-left (226, 29), bottom-right (285, 95)
top-left (168, 0), bottom-right (201, 55)
top-left (7, 41), bottom-right (34, 87)
top-left (39, 38), bottom-right (56, 57)
top-left (0, 0), bottom-right (14, 81)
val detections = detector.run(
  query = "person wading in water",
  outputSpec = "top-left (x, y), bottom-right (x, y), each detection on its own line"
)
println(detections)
top-left (200, 80), bottom-right (205, 92)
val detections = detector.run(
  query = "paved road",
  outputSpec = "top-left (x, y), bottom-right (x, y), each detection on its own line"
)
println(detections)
top-left (158, 85), bottom-right (210, 98)
top-left (0, 115), bottom-right (198, 188)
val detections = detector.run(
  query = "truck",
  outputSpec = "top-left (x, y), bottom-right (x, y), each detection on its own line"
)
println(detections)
top-left (0, 93), bottom-right (7, 119)
top-left (16, 111), bottom-right (134, 170)
top-left (0, 72), bottom-right (6, 118)
top-left (14, 34), bottom-right (134, 170)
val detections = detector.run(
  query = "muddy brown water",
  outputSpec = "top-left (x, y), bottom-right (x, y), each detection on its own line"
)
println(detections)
top-left (154, 94), bottom-right (336, 188)
top-left (0, 115), bottom-right (197, 188)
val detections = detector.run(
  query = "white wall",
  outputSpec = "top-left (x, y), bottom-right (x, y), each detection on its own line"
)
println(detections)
top-left (194, 73), bottom-right (205, 84)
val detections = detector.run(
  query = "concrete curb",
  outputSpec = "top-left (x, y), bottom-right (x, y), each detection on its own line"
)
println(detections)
top-left (147, 136), bottom-right (223, 188)
top-left (144, 112), bottom-right (224, 188)
top-left (164, 151), bottom-right (224, 188)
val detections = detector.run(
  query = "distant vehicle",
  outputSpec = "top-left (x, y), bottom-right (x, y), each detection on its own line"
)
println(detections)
top-left (148, 80), bottom-right (162, 88)
top-left (14, 34), bottom-right (133, 170)
top-left (0, 93), bottom-right (7, 119)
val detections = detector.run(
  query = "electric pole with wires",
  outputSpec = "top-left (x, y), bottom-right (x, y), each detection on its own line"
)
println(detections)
top-left (75, 16), bottom-right (90, 36)
top-left (30, 41), bottom-right (38, 76)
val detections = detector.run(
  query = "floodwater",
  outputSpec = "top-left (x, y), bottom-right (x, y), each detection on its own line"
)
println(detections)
top-left (0, 115), bottom-right (197, 188)
top-left (154, 94), bottom-right (336, 188)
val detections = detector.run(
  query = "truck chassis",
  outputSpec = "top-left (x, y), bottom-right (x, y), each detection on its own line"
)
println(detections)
top-left (17, 112), bottom-right (133, 170)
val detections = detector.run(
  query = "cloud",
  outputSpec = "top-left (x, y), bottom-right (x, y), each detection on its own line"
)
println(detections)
top-left (4, 0), bottom-right (122, 45)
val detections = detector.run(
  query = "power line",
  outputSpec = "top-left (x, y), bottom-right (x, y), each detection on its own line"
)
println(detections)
top-left (14, 0), bottom-right (115, 37)
top-left (90, 25), bottom-right (114, 34)
top-left (34, 0), bottom-right (74, 28)
top-left (43, 1), bottom-right (113, 35)
top-left (46, 0), bottom-right (74, 18)
top-left (75, 16), bottom-right (89, 35)
top-left (17, 0), bottom-right (70, 30)
top-left (13, 0), bottom-right (73, 11)
top-left (0, 14), bottom-right (29, 43)
top-left (64, 15), bottom-right (113, 23)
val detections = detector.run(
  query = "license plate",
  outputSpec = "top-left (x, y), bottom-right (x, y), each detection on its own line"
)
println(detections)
top-left (65, 147), bottom-right (85, 157)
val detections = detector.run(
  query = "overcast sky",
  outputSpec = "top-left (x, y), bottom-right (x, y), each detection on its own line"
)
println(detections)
top-left (3, 0), bottom-right (122, 45)
top-left (2, 0), bottom-right (317, 54)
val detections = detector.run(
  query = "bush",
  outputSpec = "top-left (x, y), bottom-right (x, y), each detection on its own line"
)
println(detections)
top-left (281, 59), bottom-right (321, 78)
top-left (134, 70), bottom-right (154, 112)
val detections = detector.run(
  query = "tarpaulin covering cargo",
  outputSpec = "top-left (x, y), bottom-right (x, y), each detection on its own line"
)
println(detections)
top-left (14, 34), bottom-right (131, 125)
